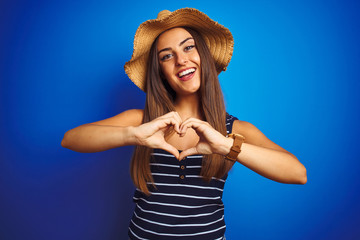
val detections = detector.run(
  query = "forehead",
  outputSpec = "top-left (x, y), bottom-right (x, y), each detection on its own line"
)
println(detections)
top-left (157, 28), bottom-right (194, 49)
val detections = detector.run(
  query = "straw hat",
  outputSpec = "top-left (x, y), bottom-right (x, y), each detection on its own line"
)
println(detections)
top-left (124, 8), bottom-right (234, 92)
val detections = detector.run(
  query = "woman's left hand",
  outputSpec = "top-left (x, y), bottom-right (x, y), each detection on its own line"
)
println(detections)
top-left (178, 118), bottom-right (232, 160)
top-left (177, 117), bottom-right (307, 184)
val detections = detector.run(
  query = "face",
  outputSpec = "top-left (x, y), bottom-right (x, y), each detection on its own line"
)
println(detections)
top-left (157, 28), bottom-right (201, 96)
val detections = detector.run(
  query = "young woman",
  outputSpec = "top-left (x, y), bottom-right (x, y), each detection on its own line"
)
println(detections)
top-left (61, 8), bottom-right (307, 240)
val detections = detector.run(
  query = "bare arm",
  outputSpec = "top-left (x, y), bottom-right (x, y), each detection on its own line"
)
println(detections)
top-left (61, 110), bottom-right (183, 158)
top-left (230, 120), bottom-right (307, 184)
top-left (178, 119), bottom-right (307, 185)
top-left (61, 109), bottom-right (143, 153)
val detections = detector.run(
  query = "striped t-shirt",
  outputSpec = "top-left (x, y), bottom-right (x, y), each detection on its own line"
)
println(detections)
top-left (128, 114), bottom-right (238, 240)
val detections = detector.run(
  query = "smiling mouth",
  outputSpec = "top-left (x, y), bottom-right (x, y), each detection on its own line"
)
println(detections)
top-left (177, 68), bottom-right (196, 78)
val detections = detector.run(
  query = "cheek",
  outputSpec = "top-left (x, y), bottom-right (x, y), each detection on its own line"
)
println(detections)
top-left (192, 51), bottom-right (201, 65)
top-left (195, 55), bottom-right (201, 64)
top-left (160, 63), bottom-right (172, 77)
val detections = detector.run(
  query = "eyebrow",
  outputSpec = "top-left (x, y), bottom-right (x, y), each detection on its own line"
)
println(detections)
top-left (158, 37), bottom-right (194, 55)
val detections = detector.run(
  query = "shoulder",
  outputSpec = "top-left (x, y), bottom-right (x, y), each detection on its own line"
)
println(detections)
top-left (232, 120), bottom-right (267, 144)
top-left (233, 120), bottom-right (256, 132)
top-left (232, 119), bottom-right (294, 154)
top-left (91, 109), bottom-right (144, 127)
top-left (120, 109), bottom-right (144, 119)
top-left (230, 117), bottom-right (293, 153)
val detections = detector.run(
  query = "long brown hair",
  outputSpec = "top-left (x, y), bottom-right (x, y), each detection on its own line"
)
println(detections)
top-left (130, 27), bottom-right (234, 195)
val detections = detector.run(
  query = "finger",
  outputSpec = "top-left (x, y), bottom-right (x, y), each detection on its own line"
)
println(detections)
top-left (162, 118), bottom-right (181, 134)
top-left (180, 119), bottom-right (205, 136)
top-left (169, 112), bottom-right (183, 133)
top-left (154, 116), bottom-right (178, 130)
top-left (172, 111), bottom-right (183, 126)
top-left (179, 118), bottom-right (193, 136)
top-left (160, 111), bottom-right (182, 126)
top-left (158, 112), bottom-right (184, 134)
top-left (157, 113), bottom-right (182, 133)
top-left (179, 147), bottom-right (198, 160)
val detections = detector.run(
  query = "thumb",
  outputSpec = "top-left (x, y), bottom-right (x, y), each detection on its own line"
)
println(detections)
top-left (161, 143), bottom-right (180, 159)
top-left (179, 147), bottom-right (198, 160)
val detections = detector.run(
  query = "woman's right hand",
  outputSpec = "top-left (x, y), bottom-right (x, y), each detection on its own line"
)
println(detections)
top-left (61, 109), bottom-right (182, 156)
top-left (133, 111), bottom-right (182, 159)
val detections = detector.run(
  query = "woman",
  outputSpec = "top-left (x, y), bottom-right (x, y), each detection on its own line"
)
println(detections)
top-left (61, 8), bottom-right (307, 240)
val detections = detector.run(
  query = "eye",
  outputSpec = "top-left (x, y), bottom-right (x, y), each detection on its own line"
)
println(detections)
top-left (184, 45), bottom-right (195, 51)
top-left (160, 53), bottom-right (173, 61)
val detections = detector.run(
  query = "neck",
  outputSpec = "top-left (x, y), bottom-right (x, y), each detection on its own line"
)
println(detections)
top-left (174, 93), bottom-right (203, 120)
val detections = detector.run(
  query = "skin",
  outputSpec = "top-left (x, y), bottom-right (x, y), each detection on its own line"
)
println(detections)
top-left (157, 28), bottom-right (201, 97)
top-left (61, 27), bottom-right (307, 185)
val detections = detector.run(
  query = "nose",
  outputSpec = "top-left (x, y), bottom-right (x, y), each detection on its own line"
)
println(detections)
top-left (175, 52), bottom-right (188, 66)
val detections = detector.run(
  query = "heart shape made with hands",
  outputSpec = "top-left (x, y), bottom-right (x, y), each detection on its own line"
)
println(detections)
top-left (148, 116), bottom-right (228, 161)
top-left (165, 126), bottom-right (202, 160)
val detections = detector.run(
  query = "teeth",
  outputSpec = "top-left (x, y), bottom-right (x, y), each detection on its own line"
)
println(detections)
top-left (179, 68), bottom-right (195, 77)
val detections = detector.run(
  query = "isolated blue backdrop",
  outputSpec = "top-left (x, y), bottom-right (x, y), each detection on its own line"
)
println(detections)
top-left (1, 0), bottom-right (359, 239)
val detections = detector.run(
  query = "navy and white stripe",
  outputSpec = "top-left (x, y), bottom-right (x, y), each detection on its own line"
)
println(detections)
top-left (128, 114), bottom-right (238, 240)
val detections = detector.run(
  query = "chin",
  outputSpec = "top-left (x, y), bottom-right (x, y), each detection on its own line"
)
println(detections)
top-left (172, 80), bottom-right (201, 96)
top-left (179, 88), bottom-right (200, 96)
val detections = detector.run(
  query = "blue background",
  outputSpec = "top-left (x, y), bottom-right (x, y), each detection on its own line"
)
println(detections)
top-left (1, 0), bottom-right (359, 239)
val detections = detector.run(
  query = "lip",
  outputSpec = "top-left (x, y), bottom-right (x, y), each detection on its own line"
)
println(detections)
top-left (176, 67), bottom-right (196, 81)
